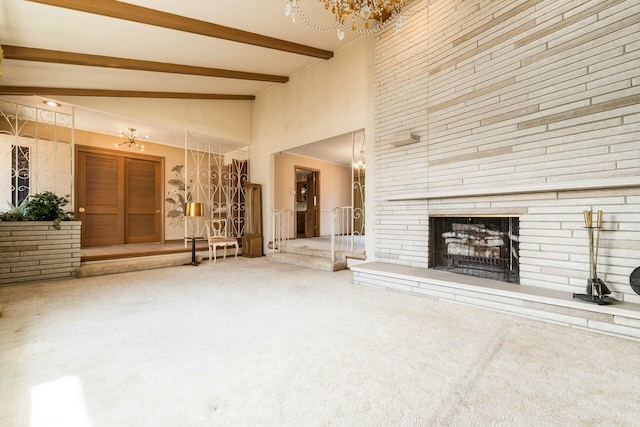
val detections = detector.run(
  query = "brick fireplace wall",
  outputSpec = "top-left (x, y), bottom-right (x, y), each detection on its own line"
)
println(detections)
top-left (374, 0), bottom-right (640, 302)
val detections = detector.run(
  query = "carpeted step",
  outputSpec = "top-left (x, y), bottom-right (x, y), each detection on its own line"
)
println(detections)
top-left (283, 245), bottom-right (347, 260)
top-left (77, 250), bottom-right (209, 277)
top-left (266, 252), bottom-right (347, 272)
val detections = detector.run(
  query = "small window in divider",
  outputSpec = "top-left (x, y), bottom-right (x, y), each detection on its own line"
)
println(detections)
top-left (11, 145), bottom-right (30, 207)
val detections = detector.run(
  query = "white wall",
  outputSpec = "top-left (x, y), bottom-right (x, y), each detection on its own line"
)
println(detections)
top-left (252, 36), bottom-right (376, 250)
top-left (374, 0), bottom-right (640, 302)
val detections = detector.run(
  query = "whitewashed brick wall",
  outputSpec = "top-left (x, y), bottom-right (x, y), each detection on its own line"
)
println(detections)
top-left (374, 0), bottom-right (640, 302)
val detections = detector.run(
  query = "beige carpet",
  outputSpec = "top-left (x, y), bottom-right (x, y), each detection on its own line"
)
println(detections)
top-left (1, 257), bottom-right (639, 426)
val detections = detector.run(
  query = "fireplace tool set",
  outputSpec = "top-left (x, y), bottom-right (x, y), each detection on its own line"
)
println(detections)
top-left (573, 210), bottom-right (612, 305)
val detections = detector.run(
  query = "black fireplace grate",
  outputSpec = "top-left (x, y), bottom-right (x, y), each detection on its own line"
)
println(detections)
top-left (440, 253), bottom-right (518, 283)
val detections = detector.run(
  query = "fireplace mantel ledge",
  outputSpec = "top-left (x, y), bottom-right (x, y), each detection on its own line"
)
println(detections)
top-left (351, 262), bottom-right (640, 321)
top-left (386, 177), bottom-right (640, 201)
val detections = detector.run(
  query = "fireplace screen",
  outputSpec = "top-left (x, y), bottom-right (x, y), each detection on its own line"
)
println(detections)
top-left (430, 216), bottom-right (519, 284)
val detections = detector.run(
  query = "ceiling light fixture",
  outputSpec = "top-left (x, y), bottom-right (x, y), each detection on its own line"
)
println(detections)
top-left (285, 0), bottom-right (427, 40)
top-left (43, 100), bottom-right (61, 108)
top-left (115, 127), bottom-right (145, 151)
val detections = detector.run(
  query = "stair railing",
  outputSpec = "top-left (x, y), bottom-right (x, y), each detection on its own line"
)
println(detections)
top-left (331, 206), bottom-right (353, 263)
top-left (271, 209), bottom-right (294, 253)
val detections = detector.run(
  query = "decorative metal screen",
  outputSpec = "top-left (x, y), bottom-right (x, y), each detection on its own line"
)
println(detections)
top-left (351, 130), bottom-right (366, 253)
top-left (184, 133), bottom-right (249, 239)
top-left (0, 101), bottom-right (74, 212)
top-left (352, 130), bottom-right (365, 238)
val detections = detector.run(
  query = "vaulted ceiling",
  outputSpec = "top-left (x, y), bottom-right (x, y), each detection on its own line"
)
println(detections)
top-left (0, 0), bottom-right (357, 98)
top-left (0, 0), bottom-right (364, 162)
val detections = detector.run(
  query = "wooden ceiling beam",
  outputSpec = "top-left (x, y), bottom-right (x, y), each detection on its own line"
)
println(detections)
top-left (26, 0), bottom-right (334, 60)
top-left (0, 86), bottom-right (255, 100)
top-left (2, 45), bottom-right (289, 83)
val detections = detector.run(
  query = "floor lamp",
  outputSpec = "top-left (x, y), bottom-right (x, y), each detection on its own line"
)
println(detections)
top-left (184, 202), bottom-right (203, 266)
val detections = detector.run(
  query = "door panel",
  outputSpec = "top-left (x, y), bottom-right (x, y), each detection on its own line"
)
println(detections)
top-left (125, 158), bottom-right (161, 243)
top-left (77, 150), bottom-right (125, 246)
top-left (305, 172), bottom-right (318, 238)
top-left (76, 147), bottom-right (163, 247)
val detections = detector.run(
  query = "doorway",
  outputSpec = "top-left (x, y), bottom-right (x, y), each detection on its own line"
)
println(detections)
top-left (295, 167), bottom-right (319, 238)
top-left (76, 146), bottom-right (164, 247)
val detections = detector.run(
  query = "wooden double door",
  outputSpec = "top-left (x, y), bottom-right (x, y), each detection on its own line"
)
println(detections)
top-left (76, 146), bottom-right (164, 247)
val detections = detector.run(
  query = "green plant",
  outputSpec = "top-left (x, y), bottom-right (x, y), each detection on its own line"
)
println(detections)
top-left (16, 191), bottom-right (75, 229)
top-left (0, 202), bottom-right (24, 222)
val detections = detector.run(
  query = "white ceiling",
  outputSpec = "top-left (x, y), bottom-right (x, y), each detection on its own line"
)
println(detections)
top-left (0, 0), bottom-right (367, 165)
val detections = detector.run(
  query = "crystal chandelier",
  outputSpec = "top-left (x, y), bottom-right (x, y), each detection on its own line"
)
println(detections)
top-left (115, 127), bottom-right (145, 151)
top-left (285, 0), bottom-right (424, 40)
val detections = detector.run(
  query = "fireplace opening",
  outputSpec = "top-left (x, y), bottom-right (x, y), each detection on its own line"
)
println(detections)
top-left (429, 216), bottom-right (519, 284)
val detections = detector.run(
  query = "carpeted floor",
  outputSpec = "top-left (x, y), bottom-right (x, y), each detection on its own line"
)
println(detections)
top-left (1, 257), bottom-right (639, 426)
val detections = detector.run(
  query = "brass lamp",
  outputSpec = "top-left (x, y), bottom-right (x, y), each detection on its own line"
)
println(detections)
top-left (185, 202), bottom-right (203, 217)
top-left (184, 202), bottom-right (203, 266)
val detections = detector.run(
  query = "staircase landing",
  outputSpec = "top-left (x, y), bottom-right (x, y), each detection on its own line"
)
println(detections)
top-left (266, 237), bottom-right (364, 272)
top-left (267, 252), bottom-right (346, 272)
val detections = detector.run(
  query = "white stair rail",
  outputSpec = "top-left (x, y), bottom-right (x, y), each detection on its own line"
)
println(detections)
top-left (271, 209), bottom-right (294, 253)
top-left (331, 206), bottom-right (355, 263)
top-left (331, 209), bottom-right (335, 263)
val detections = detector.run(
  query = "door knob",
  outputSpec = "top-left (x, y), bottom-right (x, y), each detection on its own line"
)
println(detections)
top-left (79, 207), bottom-right (86, 213)
top-left (155, 209), bottom-right (160, 213)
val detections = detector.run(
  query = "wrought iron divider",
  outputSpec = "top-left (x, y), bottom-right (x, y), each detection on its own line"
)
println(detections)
top-left (0, 101), bottom-right (74, 211)
top-left (184, 133), bottom-right (248, 240)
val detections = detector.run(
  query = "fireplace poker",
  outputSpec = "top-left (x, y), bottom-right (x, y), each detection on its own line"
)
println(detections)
top-left (583, 210), bottom-right (596, 294)
top-left (594, 210), bottom-right (602, 294)
top-left (574, 210), bottom-right (611, 305)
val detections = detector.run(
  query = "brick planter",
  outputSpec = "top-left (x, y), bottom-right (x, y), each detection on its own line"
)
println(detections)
top-left (0, 221), bottom-right (81, 285)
